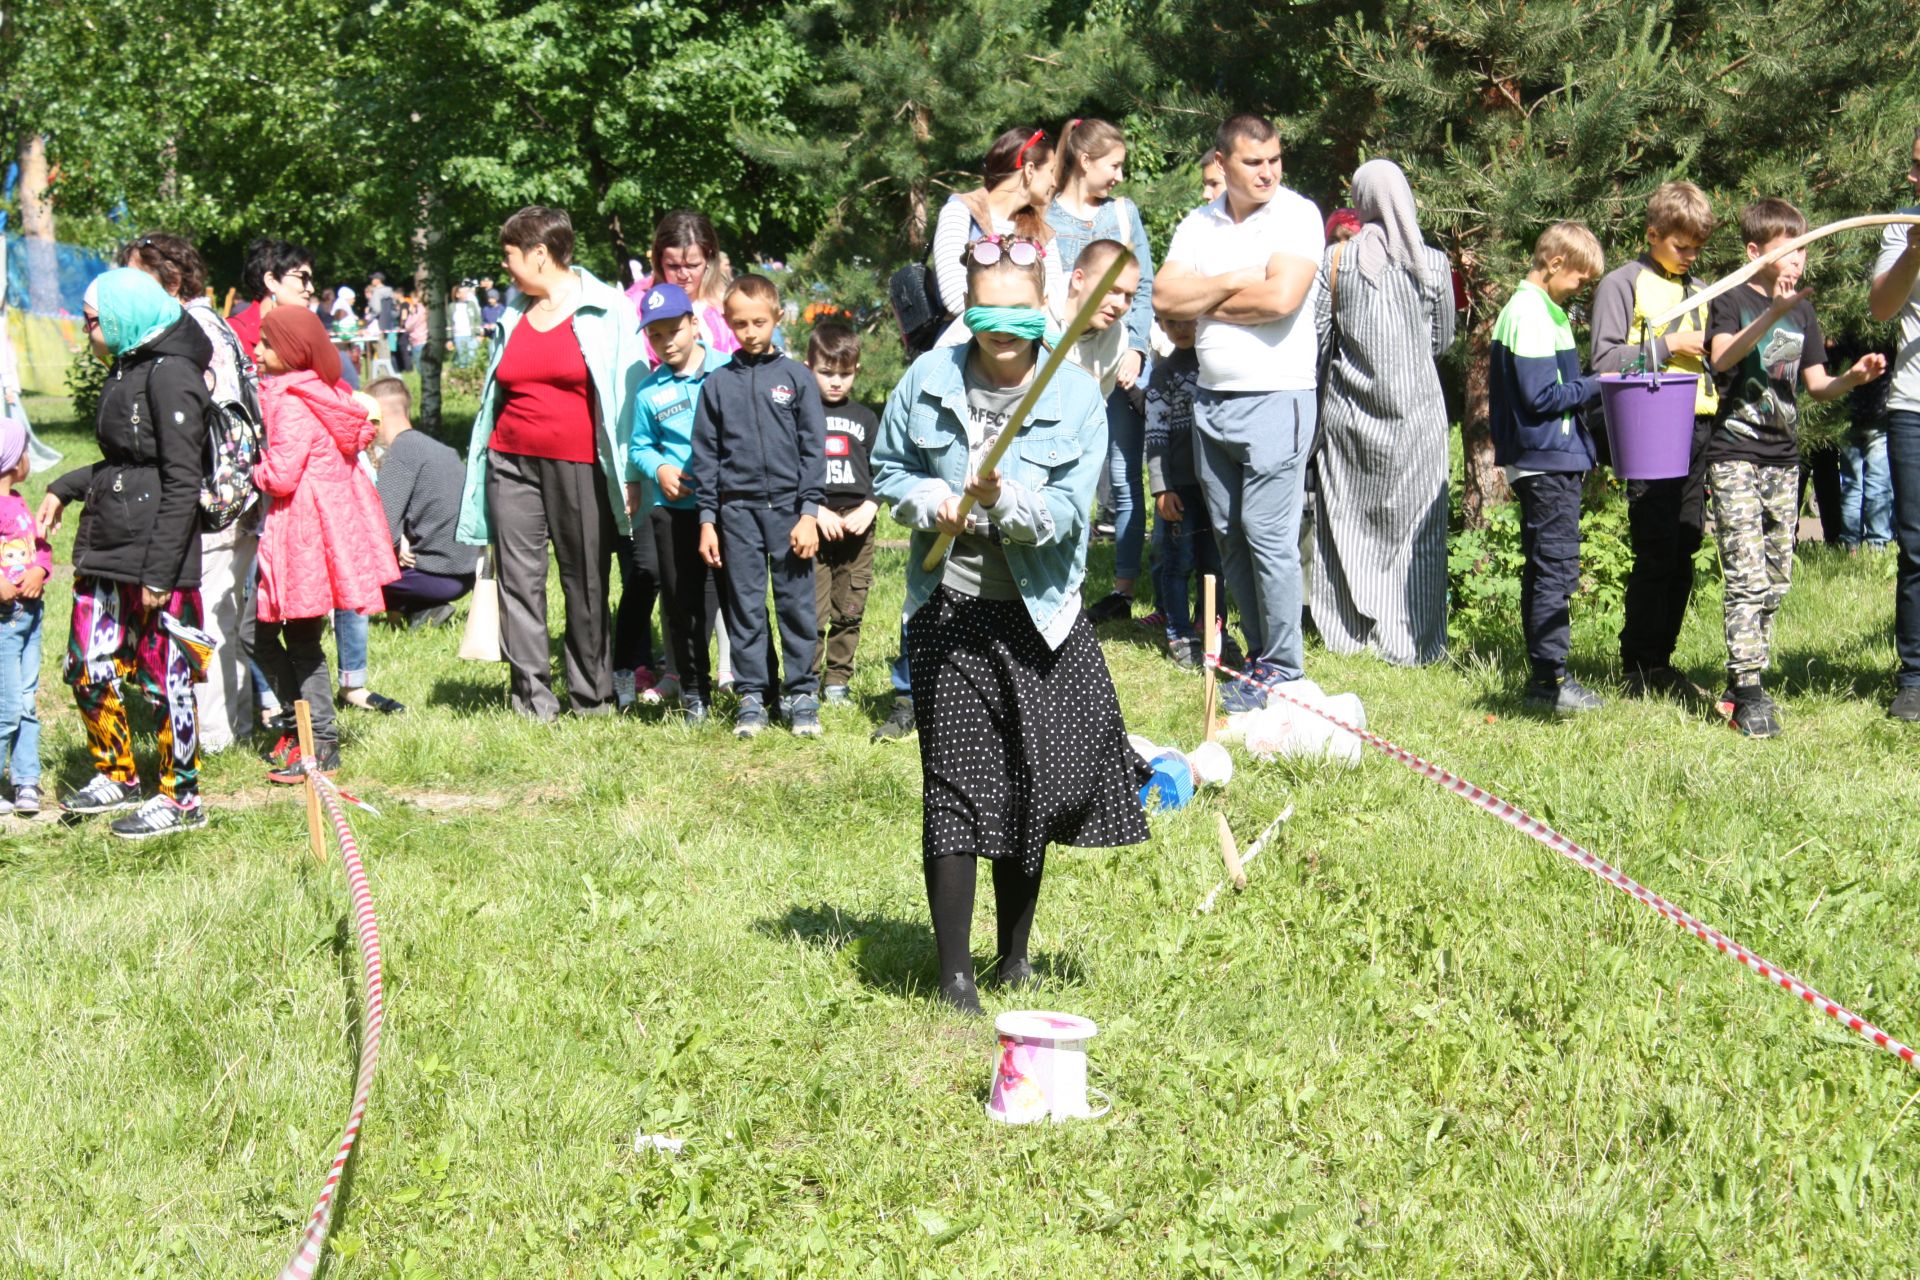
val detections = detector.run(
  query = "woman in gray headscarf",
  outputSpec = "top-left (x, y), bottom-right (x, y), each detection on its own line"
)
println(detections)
top-left (1310, 158), bottom-right (1457, 665)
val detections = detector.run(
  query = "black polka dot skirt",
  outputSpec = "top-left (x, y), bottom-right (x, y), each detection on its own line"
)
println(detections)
top-left (907, 586), bottom-right (1151, 874)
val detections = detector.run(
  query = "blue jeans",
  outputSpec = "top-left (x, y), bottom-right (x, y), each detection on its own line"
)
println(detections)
top-left (335, 608), bottom-right (368, 688)
top-left (1149, 484), bottom-right (1220, 636)
top-left (1105, 386), bottom-right (1146, 583)
top-left (0, 600), bottom-right (42, 784)
top-left (890, 619), bottom-right (912, 694)
top-left (454, 334), bottom-right (476, 367)
top-left (1889, 411), bottom-right (1920, 689)
top-left (1193, 387), bottom-right (1317, 680)
top-left (1840, 431), bottom-right (1894, 546)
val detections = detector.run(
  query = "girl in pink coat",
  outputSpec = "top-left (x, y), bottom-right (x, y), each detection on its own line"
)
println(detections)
top-left (252, 306), bottom-right (398, 779)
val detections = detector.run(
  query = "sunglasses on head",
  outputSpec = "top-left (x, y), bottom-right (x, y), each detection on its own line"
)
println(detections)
top-left (965, 236), bottom-right (1046, 269)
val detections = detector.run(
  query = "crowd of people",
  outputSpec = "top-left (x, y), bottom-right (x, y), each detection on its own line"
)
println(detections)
top-left (3, 112), bottom-right (1918, 1009)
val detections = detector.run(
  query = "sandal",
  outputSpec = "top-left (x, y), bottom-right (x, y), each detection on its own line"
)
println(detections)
top-left (340, 687), bottom-right (408, 716)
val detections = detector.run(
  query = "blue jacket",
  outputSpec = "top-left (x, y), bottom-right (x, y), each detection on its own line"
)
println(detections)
top-left (872, 345), bottom-right (1108, 649)
top-left (456, 267), bottom-right (647, 543)
top-left (1045, 196), bottom-right (1155, 357)
top-left (1488, 279), bottom-right (1600, 472)
top-left (690, 350), bottom-right (827, 523)
top-left (629, 343), bottom-right (729, 511)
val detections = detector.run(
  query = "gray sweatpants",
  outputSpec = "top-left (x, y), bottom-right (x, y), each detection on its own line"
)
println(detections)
top-left (1193, 387), bottom-right (1317, 680)
top-left (194, 521), bottom-right (260, 752)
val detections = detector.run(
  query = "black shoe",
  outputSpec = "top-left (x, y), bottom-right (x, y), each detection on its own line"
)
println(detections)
top-left (407, 604), bottom-right (457, 629)
top-left (1624, 664), bottom-right (1708, 702)
top-left (937, 972), bottom-right (984, 1017)
top-left (1889, 687), bottom-right (1920, 722)
top-left (989, 957), bottom-right (1035, 990)
top-left (871, 695), bottom-right (916, 743)
top-left (1524, 677), bottom-right (1603, 714)
top-left (110, 794), bottom-right (208, 840)
top-left (340, 687), bottom-right (407, 715)
top-left (1727, 685), bottom-right (1781, 738)
top-left (1168, 635), bottom-right (1203, 670)
top-left (1085, 591), bottom-right (1134, 624)
top-left (61, 774), bottom-right (145, 816)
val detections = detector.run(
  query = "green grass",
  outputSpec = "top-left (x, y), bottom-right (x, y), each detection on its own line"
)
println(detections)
top-left (3, 395), bottom-right (1919, 1278)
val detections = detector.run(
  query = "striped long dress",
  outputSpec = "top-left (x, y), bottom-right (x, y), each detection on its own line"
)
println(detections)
top-left (1310, 243), bottom-right (1456, 665)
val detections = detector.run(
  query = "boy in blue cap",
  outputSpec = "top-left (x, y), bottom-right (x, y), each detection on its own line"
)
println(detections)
top-left (629, 283), bottom-right (730, 723)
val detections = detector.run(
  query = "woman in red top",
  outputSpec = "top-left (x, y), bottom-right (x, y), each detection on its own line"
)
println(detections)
top-left (457, 206), bottom-right (646, 720)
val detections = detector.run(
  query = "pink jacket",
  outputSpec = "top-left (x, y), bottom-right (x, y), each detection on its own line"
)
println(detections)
top-left (254, 371), bottom-right (400, 621)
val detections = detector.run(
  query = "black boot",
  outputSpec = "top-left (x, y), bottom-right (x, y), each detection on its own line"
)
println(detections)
top-left (938, 971), bottom-right (984, 1016)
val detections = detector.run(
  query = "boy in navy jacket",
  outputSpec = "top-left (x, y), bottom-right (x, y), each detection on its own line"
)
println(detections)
top-left (1488, 221), bottom-right (1605, 714)
top-left (694, 275), bottom-right (828, 737)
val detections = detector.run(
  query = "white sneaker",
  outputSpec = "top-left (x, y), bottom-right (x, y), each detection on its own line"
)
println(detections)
top-left (613, 669), bottom-right (637, 710)
top-left (642, 672), bottom-right (680, 705)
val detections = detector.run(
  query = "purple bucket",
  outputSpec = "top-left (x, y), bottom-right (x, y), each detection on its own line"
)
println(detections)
top-left (1599, 373), bottom-right (1697, 481)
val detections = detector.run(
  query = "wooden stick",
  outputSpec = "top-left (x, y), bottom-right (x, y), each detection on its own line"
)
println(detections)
top-left (220, 286), bottom-right (236, 318)
top-left (1201, 574), bottom-right (1219, 741)
top-left (1216, 812), bottom-right (1246, 890)
top-left (1646, 214), bottom-right (1920, 330)
top-left (920, 249), bottom-right (1138, 572)
top-left (294, 700), bottom-right (326, 863)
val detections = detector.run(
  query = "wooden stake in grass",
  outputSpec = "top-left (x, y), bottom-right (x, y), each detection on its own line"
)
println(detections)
top-left (1645, 214), bottom-right (1920, 330)
top-left (919, 248), bottom-right (1138, 574)
top-left (1201, 574), bottom-right (1219, 742)
top-left (294, 700), bottom-right (326, 864)
top-left (1216, 812), bottom-right (1246, 891)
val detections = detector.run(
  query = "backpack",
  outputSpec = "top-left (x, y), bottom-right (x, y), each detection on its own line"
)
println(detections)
top-left (198, 316), bottom-right (264, 532)
top-left (889, 259), bottom-right (947, 356)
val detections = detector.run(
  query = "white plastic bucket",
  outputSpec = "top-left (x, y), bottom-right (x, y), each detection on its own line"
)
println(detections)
top-left (985, 1011), bottom-right (1109, 1124)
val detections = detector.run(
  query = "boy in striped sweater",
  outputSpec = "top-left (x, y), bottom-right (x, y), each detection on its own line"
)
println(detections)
top-left (1488, 222), bottom-right (1606, 713)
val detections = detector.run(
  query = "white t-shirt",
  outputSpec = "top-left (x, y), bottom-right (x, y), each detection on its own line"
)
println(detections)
top-left (1874, 208), bottom-right (1920, 414)
top-left (1163, 188), bottom-right (1325, 392)
top-left (1048, 295), bottom-right (1129, 398)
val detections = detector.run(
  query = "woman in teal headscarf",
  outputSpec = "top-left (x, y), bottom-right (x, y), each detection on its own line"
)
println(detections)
top-left (39, 266), bottom-right (219, 839)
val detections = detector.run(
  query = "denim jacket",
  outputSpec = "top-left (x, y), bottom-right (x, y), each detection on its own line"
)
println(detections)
top-left (456, 266), bottom-right (647, 545)
top-left (872, 345), bottom-right (1108, 648)
top-left (1045, 196), bottom-right (1156, 358)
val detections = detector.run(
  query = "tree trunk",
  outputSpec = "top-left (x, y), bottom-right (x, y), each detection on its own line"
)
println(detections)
top-left (1459, 319), bottom-right (1508, 527)
top-left (905, 103), bottom-right (933, 253)
top-left (412, 188), bottom-right (446, 433)
top-left (17, 134), bottom-right (60, 316)
top-left (582, 136), bottom-right (635, 284)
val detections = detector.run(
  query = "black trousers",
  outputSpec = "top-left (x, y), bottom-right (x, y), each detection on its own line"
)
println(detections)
top-left (1619, 415), bottom-right (1711, 673)
top-left (487, 448), bottom-right (617, 720)
top-left (648, 506), bottom-right (712, 699)
top-left (1799, 445), bottom-right (1846, 544)
top-left (1514, 471), bottom-right (1584, 686)
top-left (258, 616), bottom-right (335, 745)
top-left (716, 501), bottom-right (818, 701)
top-left (614, 525), bottom-right (658, 673)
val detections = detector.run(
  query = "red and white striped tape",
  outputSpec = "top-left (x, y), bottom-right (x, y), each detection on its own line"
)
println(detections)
top-left (278, 769), bottom-right (387, 1280)
top-left (1209, 659), bottom-right (1919, 1072)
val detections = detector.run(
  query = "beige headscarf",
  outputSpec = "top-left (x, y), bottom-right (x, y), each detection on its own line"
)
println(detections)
top-left (1349, 159), bottom-right (1427, 287)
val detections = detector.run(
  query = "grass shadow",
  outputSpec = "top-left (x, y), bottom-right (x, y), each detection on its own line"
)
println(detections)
top-left (1769, 648), bottom-right (1900, 701)
top-left (426, 675), bottom-right (506, 715)
top-left (756, 901), bottom-right (1085, 1003)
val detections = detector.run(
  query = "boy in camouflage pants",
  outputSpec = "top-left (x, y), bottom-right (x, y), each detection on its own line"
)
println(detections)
top-left (1704, 199), bottom-right (1887, 736)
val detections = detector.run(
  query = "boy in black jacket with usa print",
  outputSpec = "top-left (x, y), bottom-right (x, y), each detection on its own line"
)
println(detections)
top-left (693, 276), bottom-right (829, 738)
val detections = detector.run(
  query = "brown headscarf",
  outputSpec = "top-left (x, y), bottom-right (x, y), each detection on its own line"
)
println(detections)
top-left (261, 304), bottom-right (343, 385)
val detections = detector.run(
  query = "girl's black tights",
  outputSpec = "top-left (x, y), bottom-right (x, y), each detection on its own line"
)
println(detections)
top-left (923, 852), bottom-right (1045, 984)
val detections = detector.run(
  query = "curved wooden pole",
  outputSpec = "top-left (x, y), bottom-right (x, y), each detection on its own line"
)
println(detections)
top-left (1646, 214), bottom-right (1920, 330)
top-left (920, 248), bottom-right (1138, 572)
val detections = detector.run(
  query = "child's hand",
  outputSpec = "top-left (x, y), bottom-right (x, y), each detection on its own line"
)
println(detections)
top-left (1116, 348), bottom-right (1144, 391)
top-left (841, 501), bottom-right (878, 537)
top-left (1769, 274), bottom-right (1812, 313)
top-left (624, 481), bottom-right (646, 519)
top-left (17, 568), bottom-right (44, 600)
top-left (935, 496), bottom-right (968, 537)
top-left (698, 523), bottom-right (723, 569)
top-left (815, 508), bottom-right (845, 541)
top-left (791, 514), bottom-right (819, 560)
top-left (1851, 352), bottom-right (1890, 384)
top-left (1664, 329), bottom-right (1706, 359)
top-left (0, 578), bottom-right (15, 603)
top-left (1156, 491), bottom-right (1184, 522)
top-left (964, 468), bottom-right (1002, 510)
top-left (35, 494), bottom-right (63, 540)
top-left (656, 464), bottom-right (688, 502)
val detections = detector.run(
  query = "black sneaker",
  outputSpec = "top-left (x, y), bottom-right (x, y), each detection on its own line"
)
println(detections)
top-left (871, 695), bottom-right (916, 743)
top-left (1624, 665), bottom-right (1708, 702)
top-left (988, 956), bottom-right (1036, 990)
top-left (787, 693), bottom-right (823, 738)
top-left (735, 694), bottom-right (770, 739)
top-left (61, 774), bottom-right (145, 816)
top-left (407, 603), bottom-right (457, 629)
top-left (110, 794), bottom-right (208, 840)
top-left (681, 692), bottom-right (710, 725)
top-left (1524, 677), bottom-right (1603, 714)
top-left (267, 741), bottom-right (341, 785)
top-left (937, 972), bottom-right (984, 1017)
top-left (11, 783), bottom-right (41, 818)
top-left (1728, 686), bottom-right (1782, 738)
top-left (1085, 591), bottom-right (1135, 624)
top-left (258, 727), bottom-right (297, 767)
top-left (1889, 687), bottom-right (1920, 722)
top-left (1168, 635), bottom-right (1203, 670)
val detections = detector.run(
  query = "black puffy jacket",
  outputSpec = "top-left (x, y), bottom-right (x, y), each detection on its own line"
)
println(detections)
top-left (50, 314), bottom-right (213, 590)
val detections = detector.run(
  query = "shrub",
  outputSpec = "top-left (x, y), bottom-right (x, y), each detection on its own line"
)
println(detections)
top-left (67, 349), bottom-right (108, 430)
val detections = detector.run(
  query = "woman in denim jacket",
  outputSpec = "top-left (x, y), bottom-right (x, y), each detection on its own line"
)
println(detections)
top-left (873, 238), bottom-right (1149, 1016)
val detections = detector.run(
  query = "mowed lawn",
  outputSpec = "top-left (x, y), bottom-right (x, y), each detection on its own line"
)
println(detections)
top-left (3, 395), bottom-right (1919, 1278)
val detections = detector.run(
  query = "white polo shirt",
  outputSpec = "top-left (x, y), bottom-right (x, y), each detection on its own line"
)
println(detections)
top-left (1873, 207), bottom-right (1920, 414)
top-left (1164, 188), bottom-right (1325, 393)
